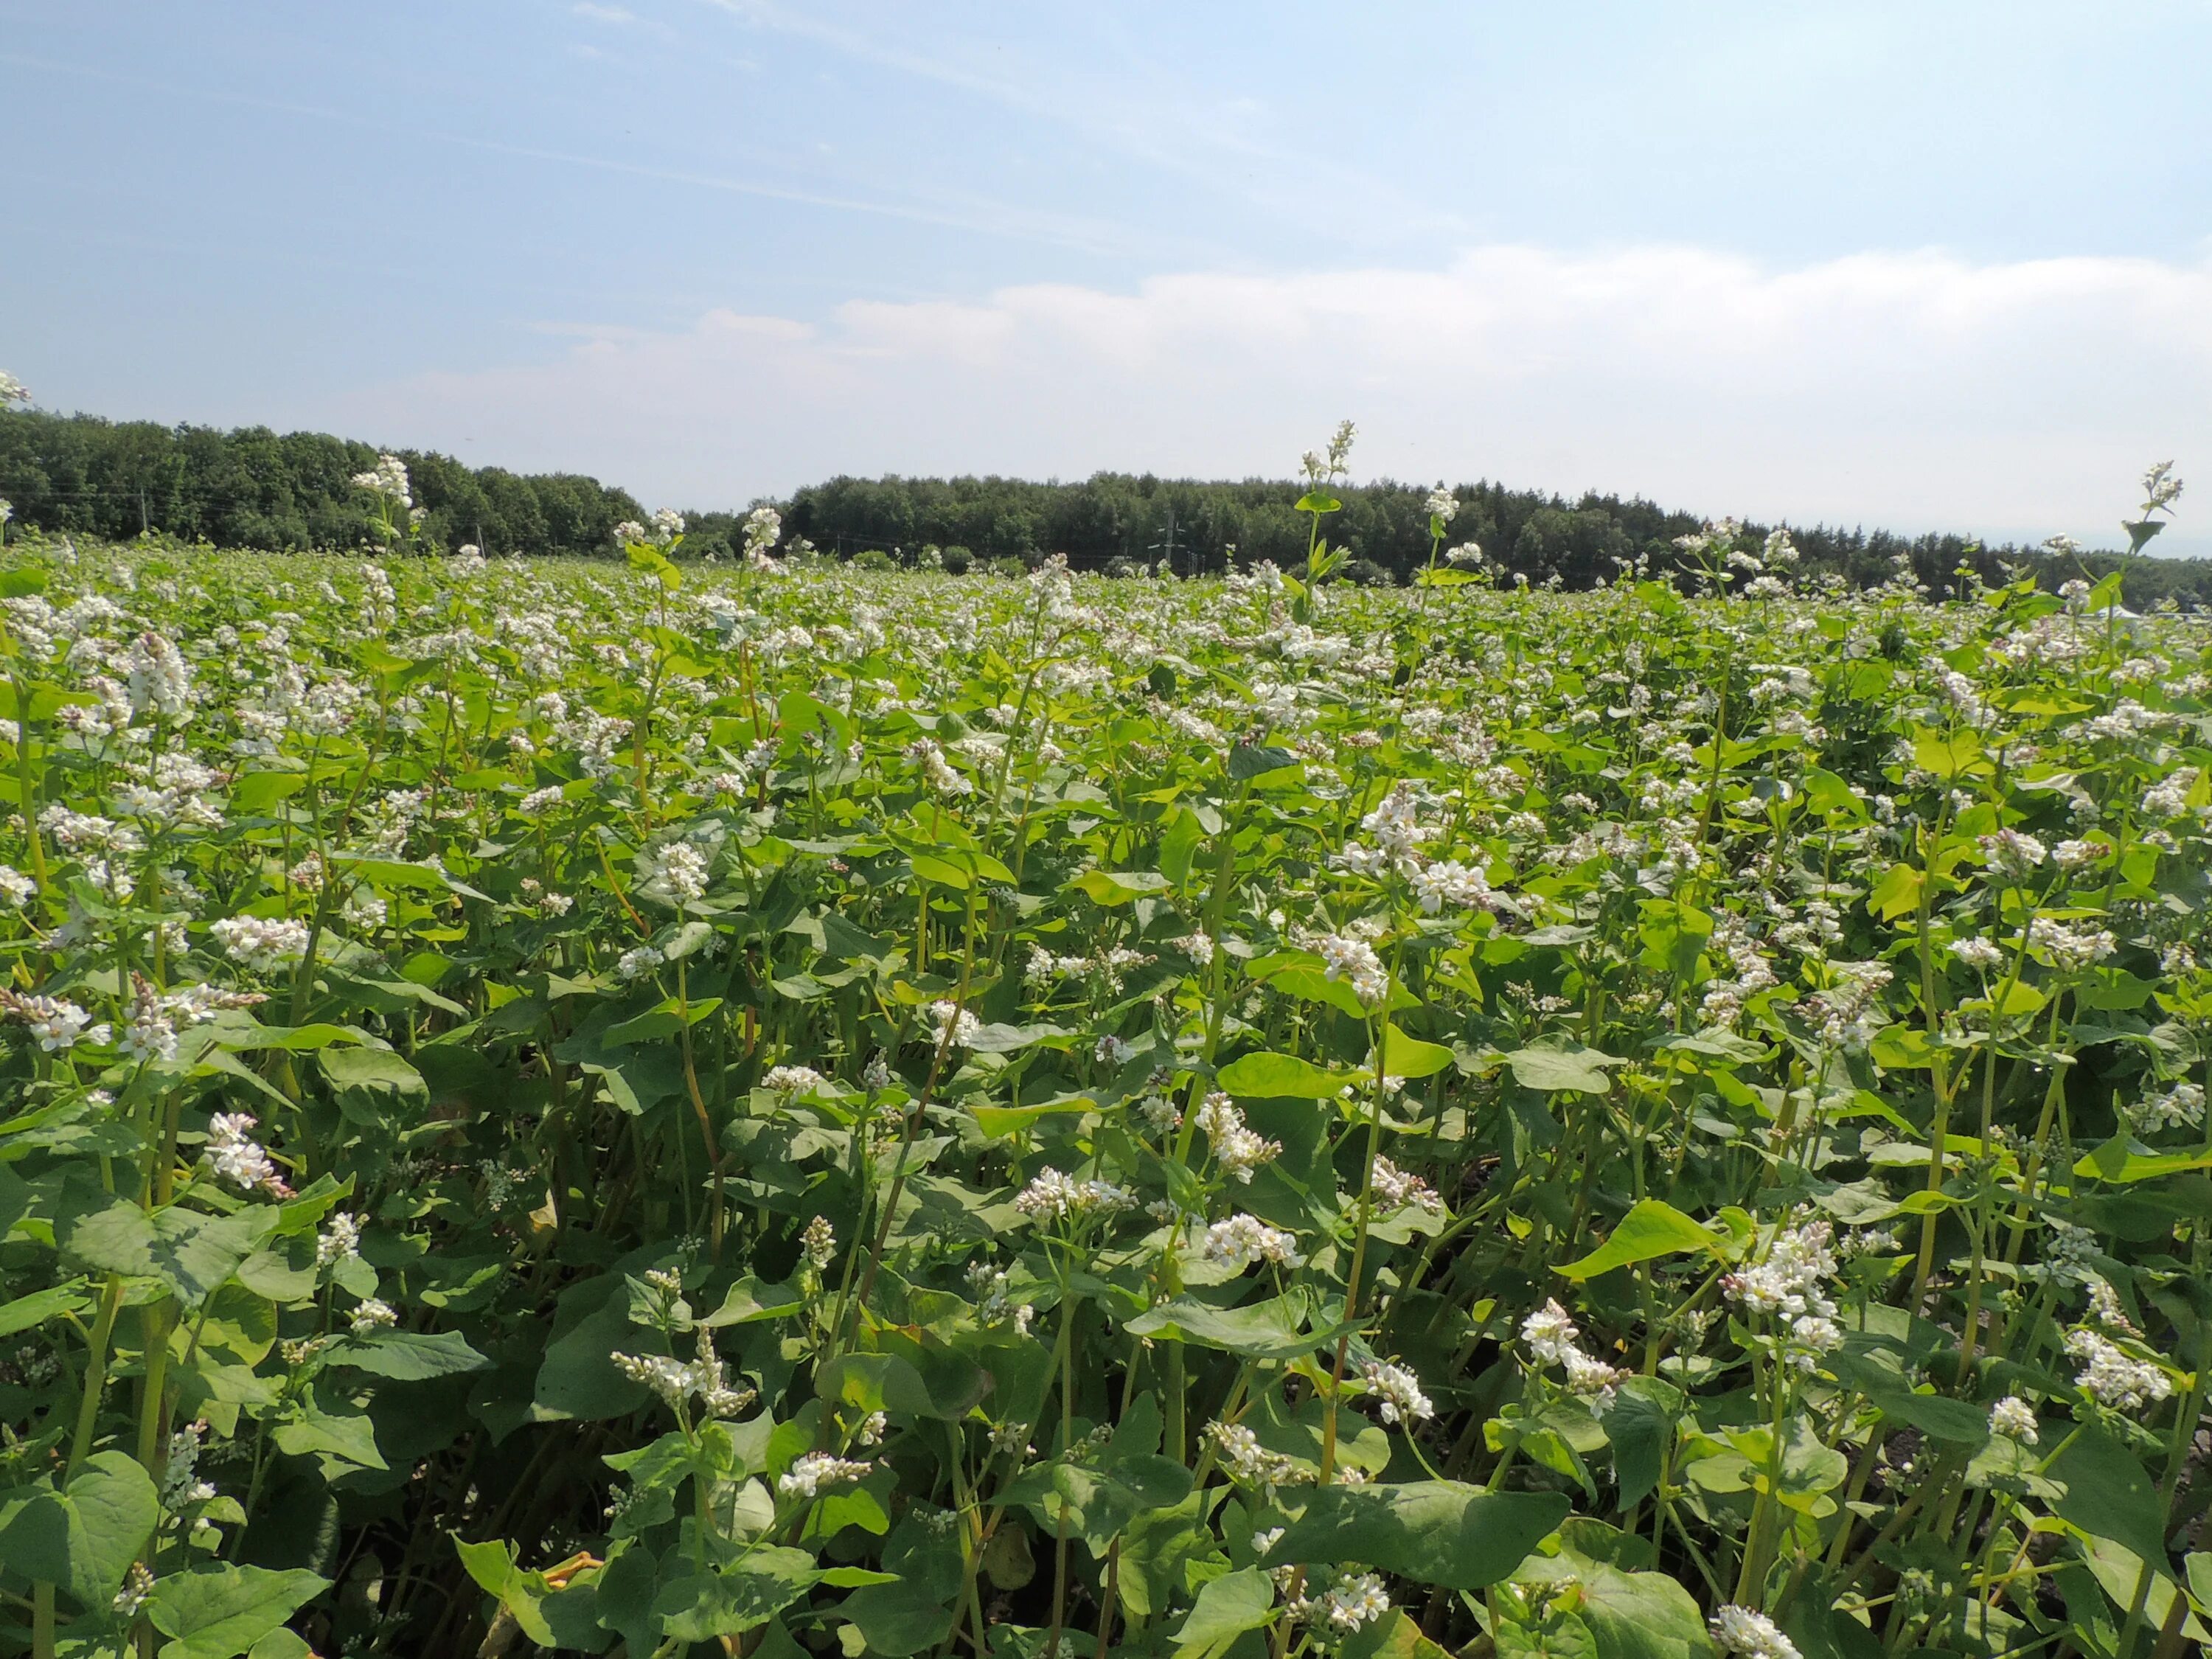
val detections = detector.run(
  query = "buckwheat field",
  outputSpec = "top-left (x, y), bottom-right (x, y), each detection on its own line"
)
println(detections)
top-left (2, 449), bottom-right (2210, 1659)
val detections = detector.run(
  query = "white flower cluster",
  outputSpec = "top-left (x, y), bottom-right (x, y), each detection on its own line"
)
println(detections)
top-left (209, 914), bottom-right (313, 972)
top-left (1194, 1093), bottom-right (1281, 1183)
top-left (1208, 1421), bottom-right (1304, 1486)
top-left (1988, 1396), bottom-right (2039, 1444)
top-left (349, 1297), bottom-right (399, 1333)
top-left (127, 630), bottom-right (194, 717)
top-left (2064, 1327), bottom-right (2173, 1413)
top-left (204, 1112), bottom-right (291, 1196)
top-left (161, 1420), bottom-right (216, 1510)
top-left (1709, 1604), bottom-right (1801, 1659)
top-left (905, 737), bottom-right (973, 797)
top-left (613, 1329), bottom-right (758, 1419)
top-left (316, 1211), bottom-right (363, 1268)
top-left (1317, 933), bottom-right (1388, 1006)
top-left (1369, 1155), bottom-right (1443, 1214)
top-left (778, 1450), bottom-right (874, 1499)
top-left (800, 1214), bottom-right (836, 1270)
top-left (1357, 1358), bottom-right (1433, 1424)
top-left (1520, 1299), bottom-right (1626, 1407)
top-left (964, 1262), bottom-right (1037, 1335)
top-left (1721, 1220), bottom-right (1843, 1367)
top-left (350, 453), bottom-right (412, 507)
top-left (1201, 1212), bottom-right (1304, 1271)
top-left (928, 998), bottom-right (981, 1049)
top-left (1015, 1167), bottom-right (1136, 1223)
top-left (2126, 1080), bottom-right (2206, 1135)
top-left (0, 991), bottom-right (111, 1051)
top-left (1282, 1569), bottom-right (1393, 1636)
top-left (763, 1064), bottom-right (827, 1095)
top-left (2025, 916), bottom-right (2115, 971)
top-left (639, 840), bottom-right (710, 905)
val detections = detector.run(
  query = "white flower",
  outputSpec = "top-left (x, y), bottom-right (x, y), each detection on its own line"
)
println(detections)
top-left (316, 1211), bottom-right (363, 1268)
top-left (2064, 1327), bottom-right (2173, 1412)
top-left (0, 865), bottom-right (34, 905)
top-left (763, 1064), bottom-right (828, 1095)
top-left (1978, 829), bottom-right (2046, 877)
top-left (617, 945), bottom-right (664, 980)
top-left (1710, 1604), bottom-right (1801, 1659)
top-left (1287, 1571), bottom-right (1392, 1634)
top-left (1989, 1396), bottom-right (2039, 1444)
top-left (1014, 1167), bottom-right (1136, 1223)
top-left (1520, 1298), bottom-right (1627, 1406)
top-left (2126, 1081), bottom-right (2206, 1135)
top-left (1950, 937), bottom-right (2004, 971)
top-left (2, 992), bottom-right (107, 1051)
top-left (801, 1215), bottom-right (837, 1270)
top-left (349, 1297), bottom-right (399, 1333)
top-left (1175, 931), bottom-right (1217, 966)
top-left (205, 1112), bottom-right (286, 1193)
top-left (1194, 1093), bottom-right (1281, 1183)
top-left (928, 999), bottom-right (981, 1048)
top-left (1208, 1421), bottom-right (1302, 1486)
top-left (1369, 1155), bottom-right (1442, 1213)
top-left (614, 1329), bottom-right (757, 1418)
top-left (1423, 487), bottom-right (1457, 524)
top-left (779, 1451), bottom-right (873, 1499)
top-left (1317, 933), bottom-right (1388, 1006)
top-left (2026, 916), bottom-right (2115, 971)
top-left (1358, 1359), bottom-right (1433, 1424)
top-left (1201, 1214), bottom-right (1304, 1271)
top-left (639, 840), bottom-right (710, 905)
top-left (209, 914), bottom-right (313, 973)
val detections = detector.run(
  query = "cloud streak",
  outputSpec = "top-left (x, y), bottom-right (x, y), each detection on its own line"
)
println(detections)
top-left (343, 243), bottom-right (2212, 552)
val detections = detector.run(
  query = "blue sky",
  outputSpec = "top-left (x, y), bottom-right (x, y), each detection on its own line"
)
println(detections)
top-left (5, 1), bottom-right (2209, 552)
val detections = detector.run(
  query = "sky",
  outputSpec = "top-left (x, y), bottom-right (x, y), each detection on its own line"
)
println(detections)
top-left (4, 0), bottom-right (2210, 554)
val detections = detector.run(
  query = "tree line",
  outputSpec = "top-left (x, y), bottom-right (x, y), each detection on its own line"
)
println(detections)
top-left (4, 408), bottom-right (2208, 608)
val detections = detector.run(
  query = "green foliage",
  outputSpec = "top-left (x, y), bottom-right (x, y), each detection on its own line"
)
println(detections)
top-left (0, 490), bottom-right (2207, 1659)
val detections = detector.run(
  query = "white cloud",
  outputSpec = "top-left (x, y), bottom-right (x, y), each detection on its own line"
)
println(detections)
top-left (571, 3), bottom-right (639, 24)
top-left (343, 243), bottom-right (2212, 552)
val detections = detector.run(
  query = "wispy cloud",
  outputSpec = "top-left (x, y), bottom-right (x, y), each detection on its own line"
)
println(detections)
top-left (689, 0), bottom-right (1458, 242)
top-left (0, 49), bottom-right (1152, 259)
top-left (571, 2), bottom-right (639, 21)
top-left (340, 243), bottom-right (2212, 551)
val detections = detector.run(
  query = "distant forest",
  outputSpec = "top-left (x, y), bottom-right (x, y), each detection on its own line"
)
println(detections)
top-left (4, 408), bottom-right (2209, 607)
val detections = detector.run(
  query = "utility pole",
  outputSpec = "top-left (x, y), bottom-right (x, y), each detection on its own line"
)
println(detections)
top-left (1147, 508), bottom-right (1180, 577)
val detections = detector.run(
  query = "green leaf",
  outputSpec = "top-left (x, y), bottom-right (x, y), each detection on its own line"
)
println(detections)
top-left (147, 1565), bottom-right (328, 1659)
top-left (1228, 744), bottom-right (1301, 779)
top-left (0, 1450), bottom-right (159, 1607)
top-left (1259, 1481), bottom-right (1571, 1591)
top-left (1514, 1523), bottom-right (1715, 1659)
top-left (1865, 863), bottom-right (1922, 922)
top-left (839, 1571), bottom-right (961, 1655)
top-left (1506, 1044), bottom-right (1624, 1094)
top-left (1070, 869), bottom-right (1172, 905)
top-left (1217, 1051), bottom-right (1356, 1099)
top-left (1557, 1200), bottom-right (1723, 1281)
top-left (1172, 1567), bottom-right (1276, 1658)
top-left (317, 1046), bottom-right (427, 1110)
top-left (653, 1547), bottom-right (820, 1640)
top-left (321, 1329), bottom-right (492, 1380)
top-left (1377, 1025), bottom-right (1454, 1079)
top-left (1911, 728), bottom-right (1986, 781)
top-left (0, 1279), bottom-right (92, 1338)
top-left (63, 1202), bottom-right (260, 1305)
top-left (1124, 1295), bottom-right (1320, 1358)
